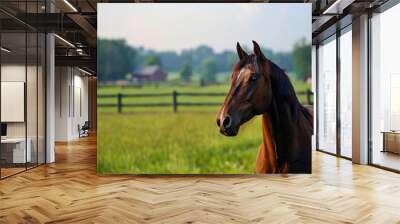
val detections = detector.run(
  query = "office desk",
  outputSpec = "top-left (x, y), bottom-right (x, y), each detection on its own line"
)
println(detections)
top-left (1, 138), bottom-right (31, 163)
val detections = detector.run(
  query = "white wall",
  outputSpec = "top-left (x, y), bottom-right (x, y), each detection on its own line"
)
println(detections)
top-left (0, 65), bottom-right (40, 138)
top-left (55, 66), bottom-right (70, 141)
top-left (55, 67), bottom-right (89, 141)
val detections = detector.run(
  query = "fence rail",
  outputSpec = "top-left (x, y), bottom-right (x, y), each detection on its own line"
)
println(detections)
top-left (98, 90), bottom-right (313, 113)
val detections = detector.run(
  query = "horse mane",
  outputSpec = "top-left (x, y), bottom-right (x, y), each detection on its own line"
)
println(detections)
top-left (268, 60), bottom-right (313, 129)
top-left (255, 58), bottom-right (313, 172)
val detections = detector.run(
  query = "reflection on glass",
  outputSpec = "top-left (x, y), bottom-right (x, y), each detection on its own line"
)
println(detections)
top-left (318, 37), bottom-right (337, 154)
top-left (371, 4), bottom-right (400, 171)
top-left (340, 29), bottom-right (352, 158)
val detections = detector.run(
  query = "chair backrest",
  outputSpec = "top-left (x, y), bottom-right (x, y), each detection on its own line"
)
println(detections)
top-left (82, 121), bottom-right (90, 129)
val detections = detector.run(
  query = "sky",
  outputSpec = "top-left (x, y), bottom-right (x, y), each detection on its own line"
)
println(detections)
top-left (98, 3), bottom-right (311, 53)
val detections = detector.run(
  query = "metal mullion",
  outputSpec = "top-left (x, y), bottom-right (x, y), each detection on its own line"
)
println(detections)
top-left (367, 11), bottom-right (373, 166)
top-left (336, 28), bottom-right (341, 157)
top-left (36, 0), bottom-right (39, 168)
top-left (315, 44), bottom-right (320, 151)
top-left (43, 0), bottom-right (47, 165)
top-left (25, 0), bottom-right (28, 171)
top-left (44, 32), bottom-right (47, 164)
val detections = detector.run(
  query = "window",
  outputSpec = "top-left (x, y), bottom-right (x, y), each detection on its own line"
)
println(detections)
top-left (370, 3), bottom-right (400, 171)
top-left (317, 35), bottom-right (337, 154)
top-left (339, 28), bottom-right (352, 158)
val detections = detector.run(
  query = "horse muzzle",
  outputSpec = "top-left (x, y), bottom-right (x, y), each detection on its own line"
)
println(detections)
top-left (216, 115), bottom-right (240, 136)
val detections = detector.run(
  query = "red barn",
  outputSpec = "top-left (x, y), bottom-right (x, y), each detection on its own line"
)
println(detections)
top-left (133, 65), bottom-right (167, 83)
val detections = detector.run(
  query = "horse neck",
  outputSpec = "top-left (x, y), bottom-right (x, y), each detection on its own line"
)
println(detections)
top-left (266, 61), bottom-right (303, 166)
top-left (259, 114), bottom-right (278, 173)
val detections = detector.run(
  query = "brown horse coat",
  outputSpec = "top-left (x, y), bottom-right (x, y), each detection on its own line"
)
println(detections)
top-left (217, 41), bottom-right (312, 174)
top-left (255, 115), bottom-right (288, 173)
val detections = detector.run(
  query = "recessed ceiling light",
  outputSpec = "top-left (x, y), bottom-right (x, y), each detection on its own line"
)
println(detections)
top-left (78, 67), bottom-right (92, 76)
top-left (1, 47), bottom-right (11, 53)
top-left (63, 0), bottom-right (78, 12)
top-left (54, 34), bottom-right (75, 48)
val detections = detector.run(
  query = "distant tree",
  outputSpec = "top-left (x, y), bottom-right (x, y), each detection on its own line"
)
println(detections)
top-left (97, 39), bottom-right (136, 82)
top-left (226, 52), bottom-right (237, 70)
top-left (144, 55), bottom-right (162, 67)
top-left (292, 38), bottom-right (311, 80)
top-left (158, 51), bottom-right (181, 71)
top-left (201, 57), bottom-right (218, 84)
top-left (180, 62), bottom-right (193, 83)
top-left (274, 52), bottom-right (293, 73)
top-left (130, 43), bottom-right (295, 80)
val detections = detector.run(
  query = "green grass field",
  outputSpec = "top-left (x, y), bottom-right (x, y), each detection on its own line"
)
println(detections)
top-left (98, 112), bottom-right (262, 174)
top-left (97, 80), bottom-right (311, 174)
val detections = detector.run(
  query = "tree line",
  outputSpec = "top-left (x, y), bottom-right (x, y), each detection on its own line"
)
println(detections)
top-left (98, 38), bottom-right (311, 83)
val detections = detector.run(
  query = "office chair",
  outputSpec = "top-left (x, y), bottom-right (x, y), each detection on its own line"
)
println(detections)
top-left (79, 121), bottom-right (90, 138)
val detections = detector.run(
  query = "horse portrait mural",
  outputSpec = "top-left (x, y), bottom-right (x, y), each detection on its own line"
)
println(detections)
top-left (97, 3), bottom-right (312, 174)
top-left (217, 41), bottom-right (313, 174)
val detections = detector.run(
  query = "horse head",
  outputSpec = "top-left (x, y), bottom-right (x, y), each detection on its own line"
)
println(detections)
top-left (217, 41), bottom-right (273, 136)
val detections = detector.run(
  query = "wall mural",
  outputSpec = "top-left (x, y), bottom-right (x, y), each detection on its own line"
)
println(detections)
top-left (97, 3), bottom-right (312, 174)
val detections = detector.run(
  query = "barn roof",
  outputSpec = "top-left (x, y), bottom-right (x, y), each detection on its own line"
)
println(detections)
top-left (133, 65), bottom-right (162, 76)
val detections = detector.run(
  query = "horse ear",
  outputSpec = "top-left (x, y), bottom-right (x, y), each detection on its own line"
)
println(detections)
top-left (236, 42), bottom-right (248, 60)
top-left (252, 40), bottom-right (265, 59)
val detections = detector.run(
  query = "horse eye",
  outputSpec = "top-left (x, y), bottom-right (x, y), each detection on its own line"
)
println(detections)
top-left (250, 75), bottom-right (257, 81)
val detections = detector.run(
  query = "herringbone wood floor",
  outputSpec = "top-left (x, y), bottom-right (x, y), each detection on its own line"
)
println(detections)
top-left (1, 135), bottom-right (400, 224)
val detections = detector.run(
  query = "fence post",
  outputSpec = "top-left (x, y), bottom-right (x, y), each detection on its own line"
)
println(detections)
top-left (117, 93), bottom-right (122, 113)
top-left (172, 90), bottom-right (178, 112)
top-left (306, 89), bottom-right (312, 105)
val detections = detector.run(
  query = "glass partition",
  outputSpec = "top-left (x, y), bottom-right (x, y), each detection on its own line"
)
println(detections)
top-left (1, 30), bottom-right (28, 177)
top-left (0, 2), bottom-right (46, 179)
top-left (317, 35), bottom-right (337, 154)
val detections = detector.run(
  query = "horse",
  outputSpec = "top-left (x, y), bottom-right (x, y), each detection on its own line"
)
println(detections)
top-left (216, 41), bottom-right (313, 174)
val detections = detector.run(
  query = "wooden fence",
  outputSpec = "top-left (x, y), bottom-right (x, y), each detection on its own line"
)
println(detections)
top-left (98, 90), bottom-right (313, 113)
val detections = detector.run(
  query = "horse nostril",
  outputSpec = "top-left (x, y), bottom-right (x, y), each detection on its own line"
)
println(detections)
top-left (223, 116), bottom-right (232, 129)
top-left (216, 118), bottom-right (221, 127)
